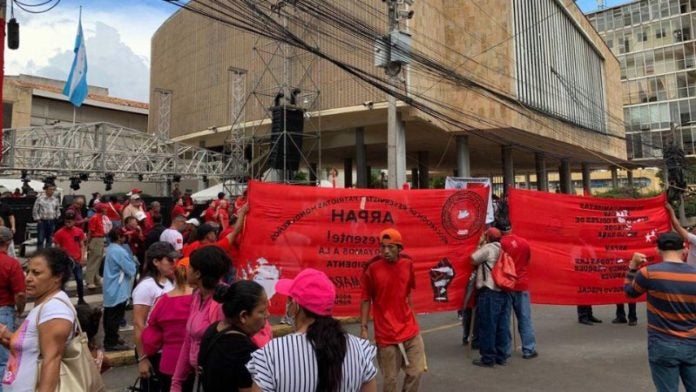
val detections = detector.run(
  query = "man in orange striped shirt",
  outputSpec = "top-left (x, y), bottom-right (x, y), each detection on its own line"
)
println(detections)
top-left (625, 232), bottom-right (696, 392)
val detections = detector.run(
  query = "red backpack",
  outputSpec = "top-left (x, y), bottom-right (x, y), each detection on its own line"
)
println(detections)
top-left (486, 247), bottom-right (518, 291)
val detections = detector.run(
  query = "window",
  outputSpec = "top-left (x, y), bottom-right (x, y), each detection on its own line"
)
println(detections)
top-left (655, 48), bottom-right (666, 74)
top-left (513, 0), bottom-right (606, 133)
top-left (3, 102), bottom-right (12, 128)
top-left (678, 72), bottom-right (689, 97)
top-left (645, 51), bottom-right (655, 75)
top-left (656, 28), bottom-right (666, 39)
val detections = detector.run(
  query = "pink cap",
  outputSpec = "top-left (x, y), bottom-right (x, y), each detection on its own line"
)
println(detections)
top-left (275, 268), bottom-right (336, 316)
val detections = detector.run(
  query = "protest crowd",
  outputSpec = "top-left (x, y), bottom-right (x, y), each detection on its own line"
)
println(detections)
top-left (0, 181), bottom-right (691, 392)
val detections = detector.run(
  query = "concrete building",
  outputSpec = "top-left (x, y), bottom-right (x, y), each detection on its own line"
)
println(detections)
top-left (150, 0), bottom-right (626, 192)
top-left (587, 0), bottom-right (696, 161)
top-left (2, 74), bottom-right (155, 195)
top-left (3, 74), bottom-right (148, 130)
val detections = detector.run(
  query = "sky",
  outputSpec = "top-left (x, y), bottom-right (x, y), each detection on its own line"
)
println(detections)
top-left (4, 0), bottom-right (179, 102)
top-left (4, 0), bottom-right (630, 104)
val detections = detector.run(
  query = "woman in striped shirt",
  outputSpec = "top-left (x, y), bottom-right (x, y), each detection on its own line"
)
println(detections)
top-left (247, 268), bottom-right (377, 392)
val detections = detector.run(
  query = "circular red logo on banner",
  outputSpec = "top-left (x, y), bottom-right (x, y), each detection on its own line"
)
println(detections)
top-left (441, 191), bottom-right (486, 240)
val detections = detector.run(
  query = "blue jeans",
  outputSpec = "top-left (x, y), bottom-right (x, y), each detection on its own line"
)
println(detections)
top-left (71, 260), bottom-right (85, 302)
top-left (37, 219), bottom-right (56, 250)
top-left (511, 291), bottom-right (537, 356)
top-left (477, 289), bottom-right (512, 365)
top-left (0, 306), bottom-right (16, 392)
top-left (648, 336), bottom-right (696, 392)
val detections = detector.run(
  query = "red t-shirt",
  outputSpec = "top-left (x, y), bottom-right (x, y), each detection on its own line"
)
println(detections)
top-left (171, 205), bottom-right (186, 220)
top-left (361, 255), bottom-right (420, 346)
top-left (88, 213), bottom-right (107, 237)
top-left (203, 207), bottom-right (217, 224)
top-left (183, 237), bottom-right (236, 263)
top-left (0, 252), bottom-right (25, 306)
top-left (104, 203), bottom-right (122, 221)
top-left (501, 234), bottom-right (531, 291)
top-left (53, 226), bottom-right (85, 261)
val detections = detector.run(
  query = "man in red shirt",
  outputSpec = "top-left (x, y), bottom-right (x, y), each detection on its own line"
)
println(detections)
top-left (361, 228), bottom-right (425, 392)
top-left (53, 211), bottom-right (87, 304)
top-left (86, 203), bottom-right (110, 290)
top-left (0, 226), bottom-right (26, 379)
top-left (500, 225), bottom-right (538, 359)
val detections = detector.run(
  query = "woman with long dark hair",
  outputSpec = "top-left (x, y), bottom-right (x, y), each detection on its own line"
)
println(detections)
top-left (197, 280), bottom-right (268, 392)
top-left (247, 268), bottom-right (377, 392)
top-left (170, 246), bottom-right (229, 392)
top-left (134, 242), bottom-right (177, 391)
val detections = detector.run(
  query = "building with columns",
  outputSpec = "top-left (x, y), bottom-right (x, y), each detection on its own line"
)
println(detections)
top-left (150, 0), bottom-right (628, 194)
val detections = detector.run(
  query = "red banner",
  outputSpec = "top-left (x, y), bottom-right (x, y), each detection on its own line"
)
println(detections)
top-left (508, 189), bottom-right (670, 305)
top-left (239, 181), bottom-right (489, 316)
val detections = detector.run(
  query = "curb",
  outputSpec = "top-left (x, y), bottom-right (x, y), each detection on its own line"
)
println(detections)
top-left (105, 316), bottom-right (361, 367)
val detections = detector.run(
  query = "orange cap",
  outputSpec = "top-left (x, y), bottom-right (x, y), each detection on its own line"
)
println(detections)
top-left (379, 228), bottom-right (403, 246)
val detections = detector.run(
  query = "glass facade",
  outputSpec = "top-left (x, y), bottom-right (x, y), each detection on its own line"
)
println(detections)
top-left (587, 0), bottom-right (696, 160)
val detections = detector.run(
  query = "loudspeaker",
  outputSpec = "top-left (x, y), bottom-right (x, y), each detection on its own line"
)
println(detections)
top-left (269, 106), bottom-right (304, 171)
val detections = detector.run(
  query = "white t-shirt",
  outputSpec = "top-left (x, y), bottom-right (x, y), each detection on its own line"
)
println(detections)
top-left (133, 277), bottom-right (174, 307)
top-left (2, 291), bottom-right (75, 392)
top-left (160, 228), bottom-right (183, 250)
top-left (687, 233), bottom-right (696, 265)
top-left (247, 333), bottom-right (377, 392)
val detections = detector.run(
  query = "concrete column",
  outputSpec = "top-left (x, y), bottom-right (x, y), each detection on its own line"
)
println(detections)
top-left (581, 163), bottom-right (591, 196)
top-left (344, 158), bottom-right (353, 188)
top-left (535, 152), bottom-right (548, 191)
top-left (502, 145), bottom-right (514, 196)
top-left (411, 168), bottom-right (419, 189)
top-left (525, 173), bottom-right (531, 189)
top-left (456, 135), bottom-right (471, 177)
top-left (388, 112), bottom-right (407, 189)
top-left (418, 151), bottom-right (429, 189)
top-left (396, 118), bottom-right (407, 187)
top-left (366, 166), bottom-right (372, 188)
top-left (627, 170), bottom-right (634, 188)
top-left (310, 162), bottom-right (317, 184)
top-left (355, 127), bottom-right (367, 188)
top-left (559, 159), bottom-right (571, 194)
top-left (611, 166), bottom-right (619, 189)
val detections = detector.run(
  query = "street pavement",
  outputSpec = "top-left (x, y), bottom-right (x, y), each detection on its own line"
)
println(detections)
top-left (101, 302), bottom-right (659, 392)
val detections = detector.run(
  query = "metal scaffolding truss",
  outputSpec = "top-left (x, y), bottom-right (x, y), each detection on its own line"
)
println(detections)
top-left (1, 122), bottom-right (233, 180)
top-left (223, 0), bottom-right (322, 192)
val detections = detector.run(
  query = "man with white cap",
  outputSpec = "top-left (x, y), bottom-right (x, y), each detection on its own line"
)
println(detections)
top-left (122, 194), bottom-right (145, 224)
top-left (361, 228), bottom-right (425, 392)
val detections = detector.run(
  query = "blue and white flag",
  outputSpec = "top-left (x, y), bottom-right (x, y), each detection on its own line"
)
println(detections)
top-left (63, 13), bottom-right (88, 107)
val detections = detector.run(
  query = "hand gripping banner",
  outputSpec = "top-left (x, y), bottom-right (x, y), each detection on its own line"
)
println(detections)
top-left (238, 181), bottom-right (489, 316)
top-left (508, 189), bottom-right (670, 305)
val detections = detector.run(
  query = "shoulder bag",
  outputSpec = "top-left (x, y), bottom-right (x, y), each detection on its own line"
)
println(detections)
top-left (35, 296), bottom-right (106, 392)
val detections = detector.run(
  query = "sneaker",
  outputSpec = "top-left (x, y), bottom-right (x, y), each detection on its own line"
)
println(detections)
top-left (104, 343), bottom-right (131, 352)
top-left (495, 359), bottom-right (507, 366)
top-left (87, 284), bottom-right (97, 290)
top-left (119, 324), bottom-right (134, 332)
top-left (523, 351), bottom-right (539, 359)
top-left (612, 317), bottom-right (627, 324)
top-left (589, 316), bottom-right (603, 323)
top-left (472, 359), bottom-right (494, 368)
top-left (628, 320), bottom-right (638, 326)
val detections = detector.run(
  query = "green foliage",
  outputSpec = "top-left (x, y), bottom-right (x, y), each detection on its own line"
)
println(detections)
top-left (592, 187), bottom-right (662, 199)
top-left (430, 177), bottom-right (446, 189)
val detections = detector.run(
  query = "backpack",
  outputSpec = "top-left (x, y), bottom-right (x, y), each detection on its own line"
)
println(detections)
top-left (484, 246), bottom-right (517, 291)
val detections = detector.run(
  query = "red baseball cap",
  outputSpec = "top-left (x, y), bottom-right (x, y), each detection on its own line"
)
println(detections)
top-left (275, 268), bottom-right (336, 316)
top-left (485, 227), bottom-right (502, 241)
top-left (127, 188), bottom-right (142, 196)
top-left (379, 228), bottom-right (402, 246)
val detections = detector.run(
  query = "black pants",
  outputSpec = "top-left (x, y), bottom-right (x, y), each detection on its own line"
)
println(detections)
top-left (72, 260), bottom-right (85, 302)
top-left (616, 303), bottom-right (637, 321)
top-left (103, 301), bottom-right (126, 347)
top-left (577, 305), bottom-right (594, 321)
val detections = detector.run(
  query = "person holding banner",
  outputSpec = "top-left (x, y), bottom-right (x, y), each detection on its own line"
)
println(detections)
top-left (360, 229), bottom-right (425, 392)
top-left (499, 225), bottom-right (538, 359)
top-left (470, 227), bottom-right (512, 367)
top-left (666, 203), bottom-right (696, 265)
top-left (624, 232), bottom-right (696, 392)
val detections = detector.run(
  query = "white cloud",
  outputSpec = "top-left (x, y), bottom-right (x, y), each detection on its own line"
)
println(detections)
top-left (5, 3), bottom-right (172, 102)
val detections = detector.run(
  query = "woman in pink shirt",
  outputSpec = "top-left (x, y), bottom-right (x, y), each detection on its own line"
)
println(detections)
top-left (171, 246), bottom-right (229, 392)
top-left (142, 264), bottom-right (193, 391)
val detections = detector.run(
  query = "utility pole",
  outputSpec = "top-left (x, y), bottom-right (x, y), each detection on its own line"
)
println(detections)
top-left (383, 0), bottom-right (412, 189)
top-left (0, 0), bottom-right (6, 149)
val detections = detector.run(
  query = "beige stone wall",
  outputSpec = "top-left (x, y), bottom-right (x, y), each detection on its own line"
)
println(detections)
top-left (3, 83), bottom-right (33, 128)
top-left (150, 0), bottom-right (626, 160)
